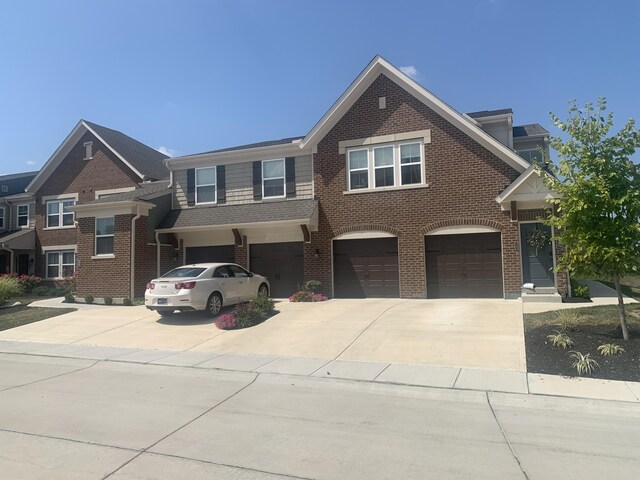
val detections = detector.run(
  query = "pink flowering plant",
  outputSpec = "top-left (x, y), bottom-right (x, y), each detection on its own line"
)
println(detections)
top-left (0, 273), bottom-right (41, 293)
top-left (288, 280), bottom-right (328, 302)
top-left (215, 313), bottom-right (237, 330)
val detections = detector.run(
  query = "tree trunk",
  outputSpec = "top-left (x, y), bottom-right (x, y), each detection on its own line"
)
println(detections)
top-left (613, 274), bottom-right (630, 341)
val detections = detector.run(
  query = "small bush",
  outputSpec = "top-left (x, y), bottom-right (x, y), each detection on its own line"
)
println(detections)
top-left (32, 286), bottom-right (51, 297)
top-left (233, 302), bottom-right (259, 328)
top-left (573, 284), bottom-right (590, 298)
top-left (569, 351), bottom-right (600, 376)
top-left (52, 288), bottom-right (68, 297)
top-left (215, 313), bottom-right (237, 330)
top-left (104, 296), bottom-right (113, 305)
top-left (0, 274), bottom-right (42, 293)
top-left (123, 298), bottom-right (133, 306)
top-left (303, 280), bottom-right (322, 293)
top-left (289, 290), bottom-right (329, 302)
top-left (84, 295), bottom-right (94, 304)
top-left (597, 343), bottom-right (625, 356)
top-left (546, 331), bottom-right (575, 349)
top-left (251, 293), bottom-right (275, 316)
top-left (64, 293), bottom-right (75, 303)
top-left (555, 310), bottom-right (580, 332)
top-left (0, 276), bottom-right (24, 304)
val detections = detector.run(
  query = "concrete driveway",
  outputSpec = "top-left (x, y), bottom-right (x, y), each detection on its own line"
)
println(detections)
top-left (0, 298), bottom-right (526, 371)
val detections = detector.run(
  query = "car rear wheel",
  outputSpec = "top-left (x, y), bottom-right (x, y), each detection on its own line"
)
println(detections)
top-left (206, 292), bottom-right (223, 317)
top-left (157, 309), bottom-right (174, 317)
top-left (258, 283), bottom-right (269, 297)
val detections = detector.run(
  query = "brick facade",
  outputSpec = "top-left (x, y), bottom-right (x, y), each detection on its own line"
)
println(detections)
top-left (308, 73), bottom-right (522, 298)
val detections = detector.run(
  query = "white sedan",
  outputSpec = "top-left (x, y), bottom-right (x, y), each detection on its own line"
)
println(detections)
top-left (145, 263), bottom-right (270, 317)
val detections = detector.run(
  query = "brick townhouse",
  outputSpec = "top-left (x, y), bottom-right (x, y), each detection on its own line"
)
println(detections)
top-left (8, 56), bottom-right (563, 301)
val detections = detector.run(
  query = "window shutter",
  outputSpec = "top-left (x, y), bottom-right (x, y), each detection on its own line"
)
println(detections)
top-left (285, 157), bottom-right (296, 198)
top-left (253, 161), bottom-right (262, 200)
top-left (186, 168), bottom-right (195, 206)
top-left (217, 165), bottom-right (226, 203)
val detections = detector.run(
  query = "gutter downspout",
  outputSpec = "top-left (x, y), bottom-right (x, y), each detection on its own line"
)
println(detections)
top-left (130, 206), bottom-right (142, 299)
top-left (155, 231), bottom-right (161, 278)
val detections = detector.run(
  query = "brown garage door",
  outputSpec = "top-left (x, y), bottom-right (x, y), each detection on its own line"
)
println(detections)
top-left (425, 233), bottom-right (503, 298)
top-left (250, 242), bottom-right (304, 298)
top-left (333, 238), bottom-right (399, 298)
top-left (185, 245), bottom-right (235, 265)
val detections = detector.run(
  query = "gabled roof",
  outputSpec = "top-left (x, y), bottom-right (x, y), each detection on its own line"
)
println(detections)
top-left (467, 108), bottom-right (513, 119)
top-left (496, 164), bottom-right (559, 206)
top-left (300, 55), bottom-right (530, 173)
top-left (0, 171), bottom-right (38, 197)
top-left (182, 136), bottom-right (303, 158)
top-left (87, 180), bottom-right (170, 205)
top-left (26, 120), bottom-right (169, 193)
top-left (513, 124), bottom-right (549, 138)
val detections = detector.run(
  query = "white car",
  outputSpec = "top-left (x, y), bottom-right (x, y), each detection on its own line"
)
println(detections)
top-left (145, 263), bottom-right (270, 317)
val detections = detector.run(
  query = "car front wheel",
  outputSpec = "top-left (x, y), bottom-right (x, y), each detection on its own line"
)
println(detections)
top-left (258, 283), bottom-right (269, 297)
top-left (206, 292), bottom-right (223, 317)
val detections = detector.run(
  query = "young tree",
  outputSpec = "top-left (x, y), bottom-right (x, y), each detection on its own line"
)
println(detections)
top-left (546, 98), bottom-right (640, 340)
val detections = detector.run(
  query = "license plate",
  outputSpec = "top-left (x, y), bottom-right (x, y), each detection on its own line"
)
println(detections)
top-left (157, 298), bottom-right (167, 305)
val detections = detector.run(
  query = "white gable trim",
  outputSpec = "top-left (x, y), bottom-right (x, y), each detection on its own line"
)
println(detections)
top-left (25, 121), bottom-right (145, 193)
top-left (496, 165), bottom-right (559, 205)
top-left (300, 55), bottom-right (530, 173)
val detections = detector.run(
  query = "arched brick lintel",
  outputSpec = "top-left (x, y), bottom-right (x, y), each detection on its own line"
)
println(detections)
top-left (332, 224), bottom-right (401, 239)
top-left (420, 218), bottom-right (503, 235)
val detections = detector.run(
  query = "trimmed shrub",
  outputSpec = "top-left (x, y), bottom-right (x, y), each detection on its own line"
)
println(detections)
top-left (215, 313), bottom-right (237, 330)
top-left (303, 280), bottom-right (322, 293)
top-left (289, 290), bottom-right (329, 302)
top-left (233, 302), bottom-right (259, 328)
top-left (84, 295), bottom-right (94, 304)
top-left (0, 276), bottom-right (24, 305)
top-left (32, 286), bottom-right (50, 297)
top-left (64, 293), bottom-right (75, 303)
top-left (0, 274), bottom-right (42, 293)
top-left (104, 296), bottom-right (113, 305)
top-left (250, 293), bottom-right (275, 316)
top-left (123, 298), bottom-right (133, 306)
top-left (573, 284), bottom-right (590, 298)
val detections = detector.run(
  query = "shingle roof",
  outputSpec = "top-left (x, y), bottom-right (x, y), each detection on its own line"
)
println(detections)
top-left (158, 199), bottom-right (318, 230)
top-left (466, 108), bottom-right (513, 119)
top-left (83, 121), bottom-right (170, 180)
top-left (87, 180), bottom-right (171, 204)
top-left (180, 136), bottom-right (303, 158)
top-left (0, 171), bottom-right (38, 197)
top-left (513, 123), bottom-right (549, 137)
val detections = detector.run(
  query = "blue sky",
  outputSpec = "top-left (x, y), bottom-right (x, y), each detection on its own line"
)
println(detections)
top-left (0, 0), bottom-right (638, 174)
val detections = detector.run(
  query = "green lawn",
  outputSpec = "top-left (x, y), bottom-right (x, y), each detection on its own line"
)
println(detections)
top-left (0, 305), bottom-right (76, 332)
top-left (524, 303), bottom-right (640, 330)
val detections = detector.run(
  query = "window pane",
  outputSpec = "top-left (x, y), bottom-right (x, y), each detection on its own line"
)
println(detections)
top-left (47, 202), bottom-right (59, 215)
top-left (229, 265), bottom-right (249, 277)
top-left (374, 147), bottom-right (394, 167)
top-left (96, 237), bottom-right (114, 255)
top-left (349, 150), bottom-right (368, 170)
top-left (350, 171), bottom-right (368, 189)
top-left (401, 164), bottom-right (422, 185)
top-left (263, 160), bottom-right (284, 178)
top-left (196, 167), bottom-right (216, 185)
top-left (18, 215), bottom-right (28, 226)
top-left (47, 266), bottom-right (59, 278)
top-left (375, 167), bottom-right (394, 187)
top-left (196, 185), bottom-right (216, 203)
top-left (400, 143), bottom-right (421, 164)
top-left (62, 252), bottom-right (75, 264)
top-left (264, 178), bottom-right (284, 197)
top-left (62, 265), bottom-right (75, 277)
top-left (62, 213), bottom-right (74, 226)
top-left (18, 205), bottom-right (28, 215)
top-left (48, 252), bottom-right (59, 264)
top-left (63, 200), bottom-right (74, 211)
top-left (96, 217), bottom-right (114, 236)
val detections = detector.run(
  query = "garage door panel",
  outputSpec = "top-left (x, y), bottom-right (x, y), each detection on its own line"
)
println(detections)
top-left (426, 233), bottom-right (503, 299)
top-left (250, 242), bottom-right (304, 298)
top-left (185, 245), bottom-right (235, 265)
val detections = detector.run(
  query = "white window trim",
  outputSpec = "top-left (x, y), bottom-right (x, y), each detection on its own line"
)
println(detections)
top-left (195, 166), bottom-right (217, 205)
top-left (262, 158), bottom-right (286, 199)
top-left (95, 187), bottom-right (136, 199)
top-left (46, 250), bottom-right (75, 279)
top-left (0, 206), bottom-right (5, 229)
top-left (346, 140), bottom-right (425, 192)
top-left (84, 141), bottom-right (93, 160)
top-left (347, 148), bottom-right (369, 190)
top-left (95, 217), bottom-right (115, 256)
top-left (41, 244), bottom-right (77, 252)
top-left (45, 198), bottom-right (76, 230)
top-left (16, 204), bottom-right (29, 228)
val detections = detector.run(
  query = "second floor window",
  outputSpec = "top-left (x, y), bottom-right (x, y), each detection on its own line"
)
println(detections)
top-left (0, 207), bottom-right (4, 229)
top-left (262, 159), bottom-right (285, 198)
top-left (47, 199), bottom-right (75, 228)
top-left (517, 149), bottom-right (543, 163)
top-left (95, 217), bottom-right (115, 255)
top-left (17, 205), bottom-right (29, 227)
top-left (196, 167), bottom-right (216, 204)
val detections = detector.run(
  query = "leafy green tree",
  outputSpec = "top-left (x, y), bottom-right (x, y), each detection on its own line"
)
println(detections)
top-left (545, 98), bottom-right (640, 340)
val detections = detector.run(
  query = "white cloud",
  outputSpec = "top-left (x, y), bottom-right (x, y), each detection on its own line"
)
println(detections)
top-left (399, 65), bottom-right (418, 79)
top-left (26, 160), bottom-right (36, 165)
top-left (157, 146), bottom-right (178, 157)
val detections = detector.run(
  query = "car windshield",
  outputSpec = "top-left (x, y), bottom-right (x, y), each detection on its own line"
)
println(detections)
top-left (162, 267), bottom-right (206, 278)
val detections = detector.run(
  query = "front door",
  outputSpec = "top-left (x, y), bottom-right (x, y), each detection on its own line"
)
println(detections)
top-left (520, 223), bottom-right (554, 287)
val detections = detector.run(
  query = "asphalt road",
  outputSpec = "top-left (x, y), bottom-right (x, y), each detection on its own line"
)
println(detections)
top-left (1, 352), bottom-right (639, 480)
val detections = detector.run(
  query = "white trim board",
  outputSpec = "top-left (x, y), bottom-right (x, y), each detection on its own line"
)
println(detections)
top-left (426, 226), bottom-right (500, 236)
top-left (334, 231), bottom-right (396, 240)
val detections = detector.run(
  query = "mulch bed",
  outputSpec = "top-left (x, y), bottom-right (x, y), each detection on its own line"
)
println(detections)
top-left (525, 321), bottom-right (640, 382)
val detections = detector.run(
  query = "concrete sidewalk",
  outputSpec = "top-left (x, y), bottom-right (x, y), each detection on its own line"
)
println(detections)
top-left (1, 340), bottom-right (637, 403)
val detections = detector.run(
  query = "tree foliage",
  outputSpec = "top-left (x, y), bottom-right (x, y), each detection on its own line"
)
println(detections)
top-left (545, 98), bottom-right (640, 340)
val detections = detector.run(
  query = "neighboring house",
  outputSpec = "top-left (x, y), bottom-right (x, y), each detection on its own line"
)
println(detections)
top-left (0, 171), bottom-right (37, 274)
top-left (23, 120), bottom-right (171, 298)
top-left (158, 56), bottom-right (564, 299)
